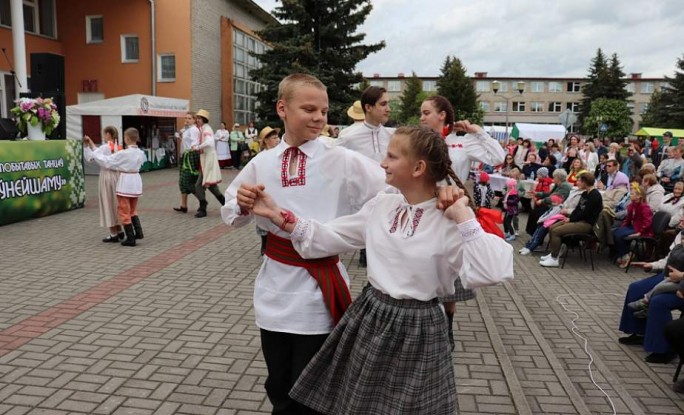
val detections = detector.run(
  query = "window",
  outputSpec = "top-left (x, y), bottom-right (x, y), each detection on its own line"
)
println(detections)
top-left (120, 35), bottom-right (139, 62)
top-left (422, 80), bottom-right (436, 91)
top-left (626, 82), bottom-right (635, 93)
top-left (0, 0), bottom-right (55, 37)
top-left (479, 101), bottom-right (490, 112)
top-left (660, 82), bottom-right (671, 91)
top-left (157, 54), bottom-right (175, 82)
top-left (530, 81), bottom-right (544, 93)
top-left (86, 15), bottom-right (103, 43)
top-left (512, 101), bottom-right (525, 112)
top-left (495, 81), bottom-right (509, 92)
top-left (233, 28), bottom-right (268, 124)
top-left (548, 102), bottom-right (562, 112)
top-left (369, 80), bottom-right (383, 87)
top-left (641, 82), bottom-right (655, 93)
top-left (566, 102), bottom-right (580, 112)
top-left (639, 103), bottom-right (649, 114)
top-left (0, 0), bottom-right (11, 26)
top-left (548, 82), bottom-right (562, 93)
top-left (494, 102), bottom-right (507, 112)
top-left (530, 102), bottom-right (544, 112)
top-left (387, 80), bottom-right (401, 92)
top-left (476, 80), bottom-right (489, 92)
top-left (567, 81), bottom-right (581, 92)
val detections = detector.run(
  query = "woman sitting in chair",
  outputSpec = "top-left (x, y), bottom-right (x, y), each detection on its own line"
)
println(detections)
top-left (613, 183), bottom-right (654, 268)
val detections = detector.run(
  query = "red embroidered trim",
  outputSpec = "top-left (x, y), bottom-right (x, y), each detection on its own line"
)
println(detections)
top-left (389, 207), bottom-right (424, 236)
top-left (281, 147), bottom-right (307, 187)
top-left (447, 143), bottom-right (463, 148)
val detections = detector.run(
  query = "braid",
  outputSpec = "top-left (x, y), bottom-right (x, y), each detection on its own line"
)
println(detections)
top-left (446, 167), bottom-right (478, 212)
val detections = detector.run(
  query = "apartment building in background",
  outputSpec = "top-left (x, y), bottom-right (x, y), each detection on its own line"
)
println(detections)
top-left (0, 0), bottom-right (275, 128)
top-left (367, 72), bottom-right (667, 132)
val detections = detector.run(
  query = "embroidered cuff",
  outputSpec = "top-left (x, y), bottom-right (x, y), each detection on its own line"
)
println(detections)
top-left (457, 218), bottom-right (484, 242)
top-left (290, 218), bottom-right (310, 242)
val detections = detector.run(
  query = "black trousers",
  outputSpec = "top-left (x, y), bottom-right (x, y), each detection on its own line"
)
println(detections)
top-left (231, 150), bottom-right (242, 168)
top-left (260, 329), bottom-right (327, 415)
top-left (665, 317), bottom-right (684, 360)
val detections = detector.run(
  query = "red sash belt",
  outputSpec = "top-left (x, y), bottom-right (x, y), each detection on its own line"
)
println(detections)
top-left (265, 232), bottom-right (351, 324)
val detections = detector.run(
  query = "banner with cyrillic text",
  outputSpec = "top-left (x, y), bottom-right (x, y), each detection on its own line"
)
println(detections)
top-left (0, 140), bottom-right (86, 226)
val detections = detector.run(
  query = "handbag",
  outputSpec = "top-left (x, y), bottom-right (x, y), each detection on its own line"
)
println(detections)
top-left (238, 141), bottom-right (249, 152)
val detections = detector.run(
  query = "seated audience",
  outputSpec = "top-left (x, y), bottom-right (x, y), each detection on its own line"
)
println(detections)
top-left (612, 183), bottom-right (654, 267)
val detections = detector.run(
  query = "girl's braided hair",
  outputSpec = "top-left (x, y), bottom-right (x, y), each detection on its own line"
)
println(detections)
top-left (395, 126), bottom-right (477, 212)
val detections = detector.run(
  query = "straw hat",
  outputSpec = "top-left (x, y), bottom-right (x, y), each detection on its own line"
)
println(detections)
top-left (196, 109), bottom-right (210, 122)
top-left (258, 126), bottom-right (277, 141)
top-left (346, 100), bottom-right (364, 121)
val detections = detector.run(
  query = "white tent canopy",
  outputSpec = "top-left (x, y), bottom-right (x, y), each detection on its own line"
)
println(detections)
top-left (66, 94), bottom-right (189, 140)
top-left (511, 123), bottom-right (566, 143)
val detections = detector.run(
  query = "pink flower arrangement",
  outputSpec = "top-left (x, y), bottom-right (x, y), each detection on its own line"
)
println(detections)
top-left (11, 97), bottom-right (60, 135)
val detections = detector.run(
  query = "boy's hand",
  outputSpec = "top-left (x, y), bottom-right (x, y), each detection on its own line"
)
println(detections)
top-left (444, 188), bottom-right (474, 223)
top-left (237, 184), bottom-right (264, 212)
top-left (436, 185), bottom-right (456, 210)
top-left (630, 262), bottom-right (652, 271)
top-left (667, 265), bottom-right (684, 281)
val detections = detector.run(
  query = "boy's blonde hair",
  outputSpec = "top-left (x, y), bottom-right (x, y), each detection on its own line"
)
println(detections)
top-left (278, 73), bottom-right (326, 101)
top-left (124, 127), bottom-right (140, 144)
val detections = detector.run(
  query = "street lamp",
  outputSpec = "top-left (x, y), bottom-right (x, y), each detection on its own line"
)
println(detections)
top-left (492, 80), bottom-right (525, 137)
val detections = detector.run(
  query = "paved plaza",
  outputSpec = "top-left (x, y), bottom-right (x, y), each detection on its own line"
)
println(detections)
top-left (1, 167), bottom-right (683, 414)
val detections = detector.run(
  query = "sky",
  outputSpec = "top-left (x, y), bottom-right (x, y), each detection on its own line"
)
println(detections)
top-left (250, 0), bottom-right (684, 79)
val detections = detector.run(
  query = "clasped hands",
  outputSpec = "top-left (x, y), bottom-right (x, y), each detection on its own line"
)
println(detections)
top-left (236, 183), bottom-right (474, 223)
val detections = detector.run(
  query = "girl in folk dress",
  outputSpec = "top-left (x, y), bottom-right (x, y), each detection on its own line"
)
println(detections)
top-left (503, 178), bottom-right (520, 242)
top-left (84, 126), bottom-right (124, 242)
top-left (419, 95), bottom-right (506, 344)
top-left (84, 128), bottom-right (146, 246)
top-left (251, 126), bottom-right (513, 414)
top-left (215, 122), bottom-right (231, 169)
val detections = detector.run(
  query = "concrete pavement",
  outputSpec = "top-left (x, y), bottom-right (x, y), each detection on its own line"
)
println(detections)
top-left (0, 167), bottom-right (682, 414)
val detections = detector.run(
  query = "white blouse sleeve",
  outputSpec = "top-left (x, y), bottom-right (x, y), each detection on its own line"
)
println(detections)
top-left (87, 148), bottom-right (130, 171)
top-left (447, 218), bottom-right (514, 289)
top-left (342, 149), bottom-right (387, 213)
top-left (221, 162), bottom-right (257, 228)
top-left (291, 195), bottom-right (378, 259)
top-left (463, 132), bottom-right (507, 166)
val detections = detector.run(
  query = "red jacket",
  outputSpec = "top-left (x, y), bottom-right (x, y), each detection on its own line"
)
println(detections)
top-left (534, 177), bottom-right (553, 194)
top-left (621, 201), bottom-right (654, 237)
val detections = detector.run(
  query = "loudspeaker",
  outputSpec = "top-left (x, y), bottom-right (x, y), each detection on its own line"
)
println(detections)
top-left (30, 53), bottom-right (65, 93)
top-left (0, 118), bottom-right (18, 140)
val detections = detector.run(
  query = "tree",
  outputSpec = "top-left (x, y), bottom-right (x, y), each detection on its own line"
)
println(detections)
top-left (397, 72), bottom-right (423, 124)
top-left (585, 98), bottom-right (633, 139)
top-left (250, 0), bottom-right (385, 126)
top-left (642, 55), bottom-right (684, 129)
top-left (579, 49), bottom-right (631, 133)
top-left (436, 56), bottom-right (482, 124)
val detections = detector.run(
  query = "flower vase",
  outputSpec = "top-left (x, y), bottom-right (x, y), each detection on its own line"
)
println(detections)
top-left (27, 123), bottom-right (46, 140)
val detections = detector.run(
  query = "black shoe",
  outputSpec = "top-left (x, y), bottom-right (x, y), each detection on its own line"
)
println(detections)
top-left (121, 224), bottom-right (136, 247)
top-left (618, 334), bottom-right (644, 345)
top-left (117, 231), bottom-right (125, 240)
top-left (173, 206), bottom-right (188, 213)
top-left (645, 352), bottom-right (675, 364)
top-left (195, 201), bottom-right (208, 218)
top-left (102, 234), bottom-right (120, 243)
top-left (131, 215), bottom-right (144, 240)
top-left (673, 380), bottom-right (684, 394)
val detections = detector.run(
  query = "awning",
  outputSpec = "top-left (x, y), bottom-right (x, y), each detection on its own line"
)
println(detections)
top-left (634, 127), bottom-right (684, 138)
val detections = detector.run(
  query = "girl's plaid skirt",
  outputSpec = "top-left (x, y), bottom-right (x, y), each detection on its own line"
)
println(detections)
top-left (439, 278), bottom-right (476, 303)
top-left (178, 151), bottom-right (200, 194)
top-left (290, 285), bottom-right (456, 414)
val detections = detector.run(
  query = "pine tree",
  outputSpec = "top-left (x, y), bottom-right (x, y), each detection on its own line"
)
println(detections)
top-left (579, 50), bottom-right (632, 133)
top-left (436, 56), bottom-right (481, 124)
top-left (397, 72), bottom-right (423, 124)
top-left (579, 48), bottom-right (608, 130)
top-left (250, 0), bottom-right (385, 126)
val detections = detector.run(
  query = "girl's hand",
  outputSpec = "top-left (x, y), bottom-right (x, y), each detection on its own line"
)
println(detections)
top-left (252, 189), bottom-right (280, 220)
top-left (436, 185), bottom-right (456, 210)
top-left (454, 120), bottom-right (483, 135)
top-left (444, 188), bottom-right (474, 223)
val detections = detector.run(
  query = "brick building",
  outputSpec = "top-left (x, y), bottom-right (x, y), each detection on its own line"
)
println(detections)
top-left (0, 0), bottom-right (275, 129)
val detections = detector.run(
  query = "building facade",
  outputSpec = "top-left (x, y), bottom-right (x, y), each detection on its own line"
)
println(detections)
top-left (366, 72), bottom-right (667, 133)
top-left (0, 0), bottom-right (274, 129)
